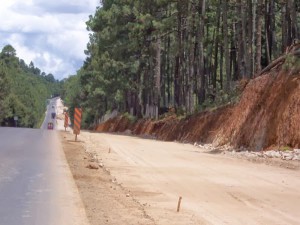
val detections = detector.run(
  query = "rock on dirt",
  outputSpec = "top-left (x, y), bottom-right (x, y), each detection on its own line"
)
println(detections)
top-left (124, 129), bottom-right (132, 135)
top-left (264, 150), bottom-right (281, 158)
top-left (292, 155), bottom-right (300, 161)
top-left (191, 142), bottom-right (300, 165)
top-left (86, 163), bottom-right (99, 169)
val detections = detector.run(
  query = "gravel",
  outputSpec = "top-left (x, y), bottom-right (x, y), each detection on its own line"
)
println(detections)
top-left (193, 143), bottom-right (300, 162)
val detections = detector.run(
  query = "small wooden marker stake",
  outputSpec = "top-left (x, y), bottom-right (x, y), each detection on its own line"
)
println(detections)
top-left (108, 147), bottom-right (111, 153)
top-left (177, 196), bottom-right (182, 212)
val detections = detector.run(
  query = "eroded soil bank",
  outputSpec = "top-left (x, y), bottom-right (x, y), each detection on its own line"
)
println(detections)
top-left (96, 52), bottom-right (300, 151)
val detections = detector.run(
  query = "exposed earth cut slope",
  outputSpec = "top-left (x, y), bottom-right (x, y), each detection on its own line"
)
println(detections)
top-left (96, 45), bottom-right (300, 151)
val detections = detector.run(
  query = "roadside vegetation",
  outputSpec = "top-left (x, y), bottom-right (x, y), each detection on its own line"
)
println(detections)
top-left (0, 45), bottom-right (62, 128)
top-left (62, 0), bottom-right (300, 128)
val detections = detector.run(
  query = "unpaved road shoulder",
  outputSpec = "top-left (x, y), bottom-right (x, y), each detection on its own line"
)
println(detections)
top-left (79, 131), bottom-right (300, 225)
top-left (60, 131), bottom-right (154, 225)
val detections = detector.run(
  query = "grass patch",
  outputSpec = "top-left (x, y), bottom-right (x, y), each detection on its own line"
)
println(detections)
top-left (279, 145), bottom-right (293, 151)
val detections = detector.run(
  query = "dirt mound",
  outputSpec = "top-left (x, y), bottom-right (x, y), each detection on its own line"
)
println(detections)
top-left (96, 47), bottom-right (300, 151)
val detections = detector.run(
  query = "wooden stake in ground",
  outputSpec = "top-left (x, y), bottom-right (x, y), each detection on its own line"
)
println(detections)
top-left (177, 196), bottom-right (182, 212)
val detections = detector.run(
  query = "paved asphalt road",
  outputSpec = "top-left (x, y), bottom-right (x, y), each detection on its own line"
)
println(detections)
top-left (0, 98), bottom-right (89, 225)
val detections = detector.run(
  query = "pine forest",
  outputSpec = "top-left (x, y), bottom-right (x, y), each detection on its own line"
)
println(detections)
top-left (62, 0), bottom-right (299, 126)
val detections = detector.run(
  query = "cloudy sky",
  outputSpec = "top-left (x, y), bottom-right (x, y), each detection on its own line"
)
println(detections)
top-left (0, 0), bottom-right (99, 80)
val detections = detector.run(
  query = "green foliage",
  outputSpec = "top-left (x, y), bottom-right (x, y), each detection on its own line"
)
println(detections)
top-left (63, 0), bottom-right (300, 128)
top-left (68, 0), bottom-right (175, 123)
top-left (283, 55), bottom-right (297, 71)
top-left (198, 85), bottom-right (241, 112)
top-left (283, 55), bottom-right (300, 72)
top-left (1, 44), bottom-right (16, 57)
top-left (279, 146), bottom-right (293, 151)
top-left (0, 45), bottom-right (61, 128)
top-left (0, 61), bottom-right (10, 121)
top-left (61, 74), bottom-right (83, 127)
top-left (123, 112), bottom-right (137, 123)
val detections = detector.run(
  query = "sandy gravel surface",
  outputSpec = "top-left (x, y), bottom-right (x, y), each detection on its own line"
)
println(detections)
top-left (66, 131), bottom-right (300, 225)
top-left (60, 131), bottom-right (155, 225)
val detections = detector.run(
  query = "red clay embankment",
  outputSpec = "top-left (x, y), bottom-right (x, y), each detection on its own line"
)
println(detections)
top-left (96, 51), bottom-right (300, 151)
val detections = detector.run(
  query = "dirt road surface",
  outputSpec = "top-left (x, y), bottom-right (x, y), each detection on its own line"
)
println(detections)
top-left (62, 131), bottom-right (300, 225)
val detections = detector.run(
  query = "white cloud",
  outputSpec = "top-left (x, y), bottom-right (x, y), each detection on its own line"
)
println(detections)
top-left (0, 0), bottom-right (99, 79)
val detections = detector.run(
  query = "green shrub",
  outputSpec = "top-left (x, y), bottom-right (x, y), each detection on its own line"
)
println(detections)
top-left (123, 112), bottom-right (137, 123)
top-left (279, 146), bottom-right (293, 151)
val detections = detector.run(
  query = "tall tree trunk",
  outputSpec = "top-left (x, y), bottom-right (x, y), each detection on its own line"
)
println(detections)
top-left (220, 45), bottom-right (224, 90)
top-left (265, 0), bottom-right (271, 65)
top-left (181, 2), bottom-right (188, 111)
top-left (166, 35), bottom-right (171, 106)
top-left (186, 1), bottom-right (196, 114)
top-left (255, 0), bottom-right (263, 74)
top-left (222, 0), bottom-right (231, 91)
top-left (286, 0), bottom-right (294, 47)
top-left (246, 0), bottom-right (254, 77)
top-left (288, 0), bottom-right (298, 42)
top-left (197, 0), bottom-right (206, 105)
top-left (296, 0), bottom-right (300, 39)
top-left (231, 38), bottom-right (238, 81)
top-left (236, 0), bottom-right (246, 78)
top-left (241, 0), bottom-right (250, 78)
top-left (281, 2), bottom-right (288, 52)
top-left (174, 2), bottom-right (184, 109)
top-left (212, 2), bottom-right (220, 94)
top-left (138, 70), bottom-right (144, 118)
top-left (269, 0), bottom-right (277, 59)
top-left (161, 47), bottom-right (166, 108)
top-left (154, 37), bottom-right (161, 119)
